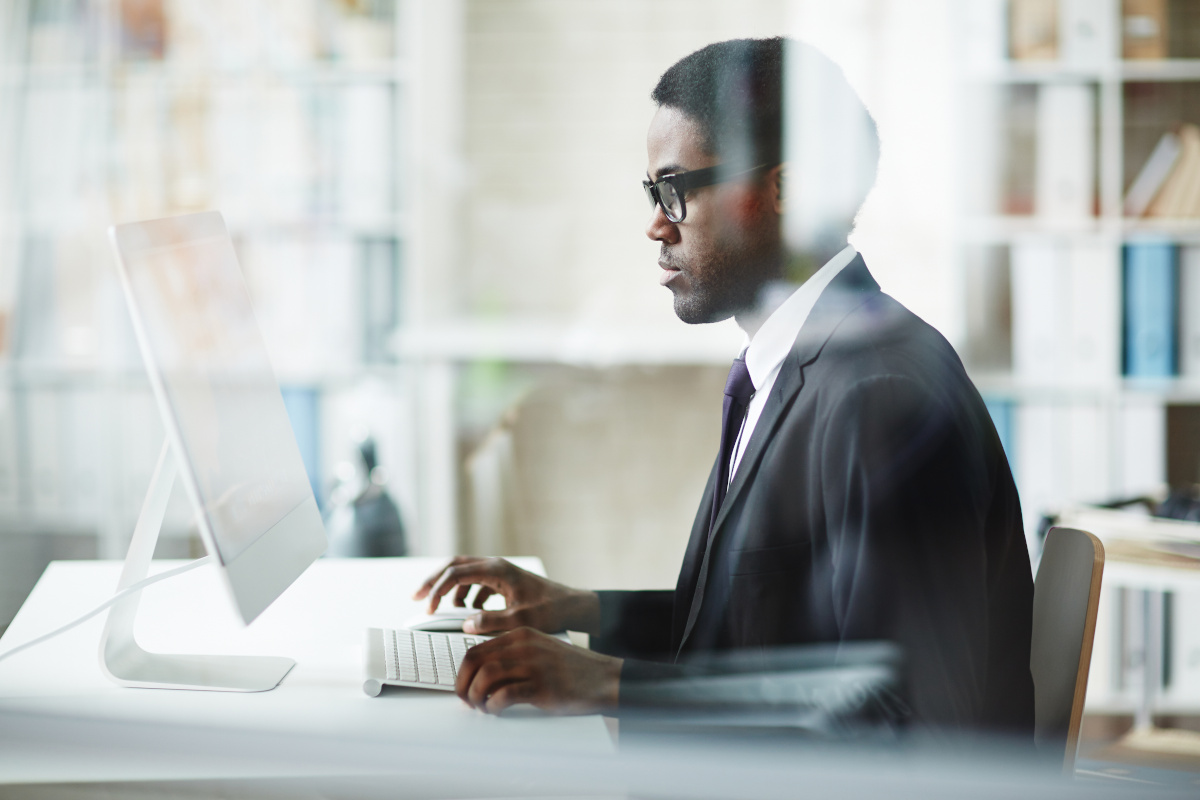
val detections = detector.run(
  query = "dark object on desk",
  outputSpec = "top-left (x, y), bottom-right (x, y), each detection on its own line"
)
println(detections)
top-left (1044, 487), bottom-right (1200, 530)
top-left (324, 439), bottom-right (407, 557)
top-left (1155, 486), bottom-right (1200, 523)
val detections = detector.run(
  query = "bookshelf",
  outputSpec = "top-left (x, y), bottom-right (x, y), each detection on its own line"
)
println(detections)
top-left (0, 0), bottom-right (422, 580)
top-left (955, 0), bottom-right (1200, 714)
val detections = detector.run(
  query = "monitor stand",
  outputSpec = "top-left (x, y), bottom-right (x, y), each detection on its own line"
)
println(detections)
top-left (98, 439), bottom-right (295, 692)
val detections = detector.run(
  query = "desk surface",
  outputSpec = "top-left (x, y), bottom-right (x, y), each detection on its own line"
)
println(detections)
top-left (0, 557), bottom-right (613, 784)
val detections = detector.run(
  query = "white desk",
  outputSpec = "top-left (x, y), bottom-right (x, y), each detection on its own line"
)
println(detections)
top-left (5, 559), bottom-right (1182, 798)
top-left (0, 557), bottom-right (613, 787)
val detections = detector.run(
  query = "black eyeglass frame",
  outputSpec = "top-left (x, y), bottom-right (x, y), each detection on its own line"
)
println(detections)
top-left (642, 163), bottom-right (772, 223)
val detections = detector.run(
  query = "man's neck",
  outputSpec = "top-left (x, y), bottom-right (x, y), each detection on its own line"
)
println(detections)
top-left (734, 244), bottom-right (847, 339)
top-left (734, 280), bottom-right (793, 339)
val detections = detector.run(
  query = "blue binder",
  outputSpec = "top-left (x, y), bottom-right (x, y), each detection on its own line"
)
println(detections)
top-left (1123, 242), bottom-right (1178, 377)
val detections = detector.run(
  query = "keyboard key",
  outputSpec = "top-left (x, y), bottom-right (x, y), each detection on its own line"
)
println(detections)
top-left (384, 636), bottom-right (398, 681)
top-left (378, 628), bottom-right (482, 688)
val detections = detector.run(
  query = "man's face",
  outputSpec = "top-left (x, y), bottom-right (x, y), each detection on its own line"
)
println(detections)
top-left (645, 106), bottom-right (780, 325)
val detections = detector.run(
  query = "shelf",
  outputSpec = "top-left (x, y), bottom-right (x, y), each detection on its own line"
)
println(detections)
top-left (1121, 59), bottom-right (1200, 82)
top-left (0, 515), bottom-right (196, 538)
top-left (1122, 219), bottom-right (1200, 242)
top-left (962, 60), bottom-right (1200, 85)
top-left (959, 216), bottom-right (1200, 243)
top-left (2, 61), bottom-right (408, 86)
top-left (959, 216), bottom-right (1110, 243)
top-left (11, 214), bottom-right (409, 240)
top-left (393, 321), bottom-right (744, 366)
top-left (0, 363), bottom-right (407, 390)
top-left (963, 61), bottom-right (1114, 84)
top-left (969, 373), bottom-right (1200, 404)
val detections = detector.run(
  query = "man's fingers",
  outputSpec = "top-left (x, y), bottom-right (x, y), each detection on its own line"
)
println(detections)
top-left (454, 630), bottom-right (532, 702)
top-left (424, 559), bottom-right (522, 614)
top-left (411, 556), bottom-right (477, 600)
top-left (425, 563), bottom-right (493, 613)
top-left (453, 583), bottom-right (472, 607)
top-left (455, 634), bottom-right (503, 702)
top-left (472, 586), bottom-right (495, 609)
top-left (481, 681), bottom-right (536, 715)
top-left (465, 661), bottom-right (511, 709)
top-left (466, 658), bottom-right (534, 711)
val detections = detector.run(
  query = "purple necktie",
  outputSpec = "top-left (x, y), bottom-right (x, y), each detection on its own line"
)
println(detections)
top-left (709, 355), bottom-right (755, 538)
top-left (677, 354), bottom-right (757, 657)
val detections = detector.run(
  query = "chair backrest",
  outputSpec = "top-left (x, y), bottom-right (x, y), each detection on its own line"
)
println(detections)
top-left (1030, 526), bottom-right (1105, 774)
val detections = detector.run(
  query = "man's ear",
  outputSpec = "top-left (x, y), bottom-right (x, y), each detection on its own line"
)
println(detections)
top-left (768, 164), bottom-right (786, 215)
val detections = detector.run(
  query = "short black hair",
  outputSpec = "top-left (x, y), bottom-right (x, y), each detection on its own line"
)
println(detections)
top-left (651, 37), bottom-right (786, 167)
top-left (652, 38), bottom-right (880, 235)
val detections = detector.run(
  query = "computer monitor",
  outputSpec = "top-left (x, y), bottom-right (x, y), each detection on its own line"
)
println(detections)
top-left (101, 211), bottom-right (327, 692)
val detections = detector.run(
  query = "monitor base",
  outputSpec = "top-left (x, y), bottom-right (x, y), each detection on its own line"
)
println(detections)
top-left (98, 439), bottom-right (294, 692)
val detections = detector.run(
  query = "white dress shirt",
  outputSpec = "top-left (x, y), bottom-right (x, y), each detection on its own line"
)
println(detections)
top-left (728, 245), bottom-right (859, 483)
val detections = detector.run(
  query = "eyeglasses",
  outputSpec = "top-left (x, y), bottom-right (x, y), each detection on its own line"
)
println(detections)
top-left (642, 163), bottom-right (769, 223)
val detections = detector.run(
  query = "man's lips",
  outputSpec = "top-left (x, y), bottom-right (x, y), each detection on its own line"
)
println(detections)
top-left (659, 262), bottom-right (681, 286)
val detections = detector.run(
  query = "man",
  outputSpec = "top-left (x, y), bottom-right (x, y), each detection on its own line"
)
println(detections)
top-left (414, 38), bottom-right (1035, 734)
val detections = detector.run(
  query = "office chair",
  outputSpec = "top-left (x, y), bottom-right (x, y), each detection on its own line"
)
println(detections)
top-left (1030, 526), bottom-right (1105, 774)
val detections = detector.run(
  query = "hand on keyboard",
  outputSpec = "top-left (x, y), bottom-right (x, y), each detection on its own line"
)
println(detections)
top-left (454, 627), bottom-right (622, 715)
top-left (413, 557), bottom-right (601, 637)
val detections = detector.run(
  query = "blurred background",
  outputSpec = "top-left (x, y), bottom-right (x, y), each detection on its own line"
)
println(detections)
top-left (1, 0), bottom-right (1199, 734)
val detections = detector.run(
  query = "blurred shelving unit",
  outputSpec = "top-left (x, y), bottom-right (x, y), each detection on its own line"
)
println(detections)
top-left (0, 0), bottom-right (455, 630)
top-left (954, 0), bottom-right (1200, 717)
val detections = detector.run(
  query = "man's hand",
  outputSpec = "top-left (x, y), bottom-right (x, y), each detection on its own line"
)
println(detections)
top-left (455, 627), bottom-right (622, 715)
top-left (412, 556), bottom-right (601, 635)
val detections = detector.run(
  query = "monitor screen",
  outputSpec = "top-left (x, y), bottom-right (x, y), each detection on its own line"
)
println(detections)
top-left (112, 212), bottom-right (313, 565)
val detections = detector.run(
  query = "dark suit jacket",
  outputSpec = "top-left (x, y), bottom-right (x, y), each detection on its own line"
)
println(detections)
top-left (592, 256), bottom-right (1035, 734)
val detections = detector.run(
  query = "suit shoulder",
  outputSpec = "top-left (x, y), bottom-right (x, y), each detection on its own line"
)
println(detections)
top-left (817, 290), bottom-right (967, 387)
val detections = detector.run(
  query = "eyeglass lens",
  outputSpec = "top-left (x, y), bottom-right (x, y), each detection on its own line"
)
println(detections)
top-left (658, 180), bottom-right (683, 221)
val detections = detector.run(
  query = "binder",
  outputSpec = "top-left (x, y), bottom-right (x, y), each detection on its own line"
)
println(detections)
top-left (1010, 0), bottom-right (1059, 60)
top-left (341, 84), bottom-right (393, 222)
top-left (1015, 402), bottom-right (1116, 552)
top-left (1061, 0), bottom-right (1118, 66)
top-left (1179, 246), bottom-right (1200, 378)
top-left (961, 0), bottom-right (1008, 71)
top-left (1036, 82), bottom-right (1095, 219)
top-left (1012, 241), bottom-right (1067, 381)
top-left (1016, 402), bottom-right (1064, 551)
top-left (1123, 242), bottom-right (1179, 377)
top-left (1116, 396), bottom-right (1166, 497)
top-left (1123, 0), bottom-right (1168, 59)
top-left (1064, 401), bottom-right (1111, 505)
top-left (1067, 242), bottom-right (1121, 383)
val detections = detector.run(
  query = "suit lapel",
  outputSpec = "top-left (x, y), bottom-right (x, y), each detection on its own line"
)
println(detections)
top-left (671, 458), bottom-right (718, 646)
top-left (675, 255), bottom-right (880, 657)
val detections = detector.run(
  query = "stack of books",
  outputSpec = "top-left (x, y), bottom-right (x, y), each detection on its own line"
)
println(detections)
top-left (1125, 126), bottom-right (1200, 220)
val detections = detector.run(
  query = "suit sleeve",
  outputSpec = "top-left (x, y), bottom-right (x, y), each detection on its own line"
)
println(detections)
top-left (589, 590), bottom-right (674, 661)
top-left (819, 373), bottom-right (998, 728)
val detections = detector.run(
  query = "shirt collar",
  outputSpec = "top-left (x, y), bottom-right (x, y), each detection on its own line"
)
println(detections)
top-left (742, 245), bottom-right (858, 390)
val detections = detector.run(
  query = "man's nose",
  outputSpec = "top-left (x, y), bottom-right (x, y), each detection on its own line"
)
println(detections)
top-left (645, 203), bottom-right (679, 244)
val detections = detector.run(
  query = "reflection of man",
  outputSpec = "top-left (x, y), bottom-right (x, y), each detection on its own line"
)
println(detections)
top-left (416, 38), bottom-right (1035, 733)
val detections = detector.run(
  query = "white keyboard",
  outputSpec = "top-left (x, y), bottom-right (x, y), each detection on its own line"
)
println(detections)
top-left (363, 627), bottom-right (486, 695)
